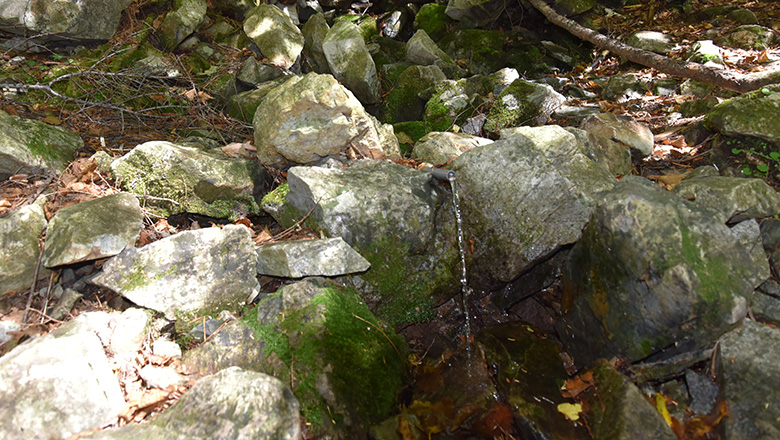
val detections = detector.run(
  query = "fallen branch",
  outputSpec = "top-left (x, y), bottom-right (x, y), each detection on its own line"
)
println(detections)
top-left (525, 0), bottom-right (779, 93)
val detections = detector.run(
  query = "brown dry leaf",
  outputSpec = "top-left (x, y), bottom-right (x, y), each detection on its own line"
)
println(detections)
top-left (254, 227), bottom-right (273, 244)
top-left (648, 171), bottom-right (689, 190)
top-left (561, 371), bottom-right (594, 399)
top-left (473, 402), bottom-right (514, 438)
top-left (758, 50), bottom-right (771, 63)
top-left (397, 415), bottom-right (416, 440)
top-left (663, 136), bottom-right (688, 149)
top-left (181, 88), bottom-right (213, 103)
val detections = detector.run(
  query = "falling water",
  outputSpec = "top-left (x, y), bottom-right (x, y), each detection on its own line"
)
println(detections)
top-left (448, 172), bottom-right (473, 373)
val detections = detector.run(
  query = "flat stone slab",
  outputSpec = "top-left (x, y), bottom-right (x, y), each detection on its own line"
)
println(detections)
top-left (256, 237), bottom-right (370, 278)
top-left (91, 225), bottom-right (257, 318)
top-left (43, 193), bottom-right (144, 268)
top-left (0, 315), bottom-right (125, 440)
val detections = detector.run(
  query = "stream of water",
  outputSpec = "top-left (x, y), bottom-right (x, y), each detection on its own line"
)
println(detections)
top-left (448, 172), bottom-right (473, 374)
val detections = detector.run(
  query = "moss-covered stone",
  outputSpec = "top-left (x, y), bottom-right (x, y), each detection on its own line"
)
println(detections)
top-left (441, 29), bottom-right (506, 75)
top-left (413, 3), bottom-right (453, 42)
top-left (111, 141), bottom-right (266, 220)
top-left (382, 65), bottom-right (446, 124)
top-left (243, 278), bottom-right (407, 436)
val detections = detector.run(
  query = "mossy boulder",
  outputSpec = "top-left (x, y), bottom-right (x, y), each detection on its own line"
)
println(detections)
top-left (185, 278), bottom-right (406, 437)
top-left (0, 110), bottom-right (83, 178)
top-left (414, 3), bottom-right (454, 42)
top-left (155, 0), bottom-right (207, 52)
top-left (559, 176), bottom-right (769, 367)
top-left (263, 160), bottom-right (460, 325)
top-left (110, 141), bottom-right (269, 220)
top-left (704, 84), bottom-right (780, 145)
top-left (382, 64), bottom-right (446, 123)
top-left (483, 79), bottom-right (565, 134)
top-left (441, 29), bottom-right (506, 75)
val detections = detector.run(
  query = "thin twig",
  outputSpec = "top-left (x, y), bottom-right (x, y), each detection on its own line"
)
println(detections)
top-left (23, 235), bottom-right (47, 324)
top-left (352, 313), bottom-right (403, 361)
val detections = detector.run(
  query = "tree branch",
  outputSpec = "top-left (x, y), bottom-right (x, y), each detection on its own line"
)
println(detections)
top-left (525, 0), bottom-right (779, 93)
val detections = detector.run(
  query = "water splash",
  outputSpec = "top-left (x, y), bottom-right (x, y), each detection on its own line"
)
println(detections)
top-left (448, 172), bottom-right (473, 374)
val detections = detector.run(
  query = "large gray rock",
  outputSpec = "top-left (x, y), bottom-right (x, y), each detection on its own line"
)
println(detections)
top-left (715, 25), bottom-right (778, 50)
top-left (322, 20), bottom-right (380, 104)
top-left (626, 31), bottom-right (675, 55)
top-left (449, 125), bottom-right (616, 288)
top-left (382, 64), bottom-right (447, 123)
top-left (564, 127), bottom-right (633, 177)
top-left (0, 199), bottom-right (50, 293)
top-left (580, 112), bottom-right (655, 157)
top-left (90, 225), bottom-right (257, 318)
top-left (673, 175), bottom-right (780, 224)
top-left (186, 278), bottom-right (405, 438)
top-left (0, 110), bottom-right (83, 179)
top-left (0, 0), bottom-right (133, 43)
top-left (301, 13), bottom-right (330, 74)
top-left (483, 79), bottom-right (566, 133)
top-left (704, 84), bottom-right (780, 145)
top-left (411, 131), bottom-right (492, 165)
top-left (444, 0), bottom-right (506, 27)
top-left (253, 73), bottom-right (399, 166)
top-left (42, 193), bottom-right (144, 268)
top-left (256, 237), bottom-right (370, 278)
top-left (86, 367), bottom-right (300, 440)
top-left (559, 176), bottom-right (768, 367)
top-left (405, 29), bottom-right (451, 66)
top-left (244, 4), bottom-right (304, 69)
top-left (110, 141), bottom-right (268, 220)
top-left (0, 315), bottom-right (125, 440)
top-left (155, 0), bottom-right (207, 51)
top-left (718, 320), bottom-right (780, 439)
top-left (263, 160), bottom-right (459, 324)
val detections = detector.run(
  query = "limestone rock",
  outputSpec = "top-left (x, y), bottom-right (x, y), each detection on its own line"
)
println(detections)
top-left (0, 110), bottom-right (83, 179)
top-left (559, 176), bottom-right (768, 367)
top-left (0, 199), bottom-right (50, 293)
top-left (383, 64), bottom-right (446, 123)
top-left (0, 0), bottom-right (133, 43)
top-left (715, 25), bottom-right (778, 50)
top-left (256, 237), bottom-right (370, 278)
top-left (90, 225), bottom-right (257, 318)
top-left (86, 367), bottom-right (300, 440)
top-left (263, 160), bottom-right (459, 324)
top-left (626, 30), bottom-right (675, 55)
top-left (405, 29), bottom-right (451, 66)
top-left (673, 175), bottom-right (780, 224)
top-left (244, 4), bottom-right (304, 69)
top-left (718, 320), bottom-right (780, 439)
top-left (704, 84), bottom-right (780, 144)
top-left (301, 13), bottom-right (331, 74)
top-left (155, 0), bottom-right (207, 51)
top-left (110, 141), bottom-right (269, 220)
top-left (253, 73), bottom-right (399, 166)
top-left (444, 0), bottom-right (506, 27)
top-left (412, 131), bottom-right (492, 165)
top-left (450, 125), bottom-right (616, 288)
top-left (323, 20), bottom-right (380, 104)
top-left (580, 112), bottom-right (655, 157)
top-left (0, 315), bottom-right (125, 440)
top-left (483, 79), bottom-right (566, 133)
top-left (42, 193), bottom-right (144, 268)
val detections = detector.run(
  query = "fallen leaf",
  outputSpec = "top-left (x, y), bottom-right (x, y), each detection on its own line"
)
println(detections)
top-left (557, 402), bottom-right (582, 421)
top-left (655, 393), bottom-right (673, 426)
top-left (561, 371), bottom-right (594, 398)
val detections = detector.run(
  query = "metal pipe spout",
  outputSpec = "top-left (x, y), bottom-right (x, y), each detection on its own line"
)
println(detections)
top-left (424, 167), bottom-right (455, 181)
